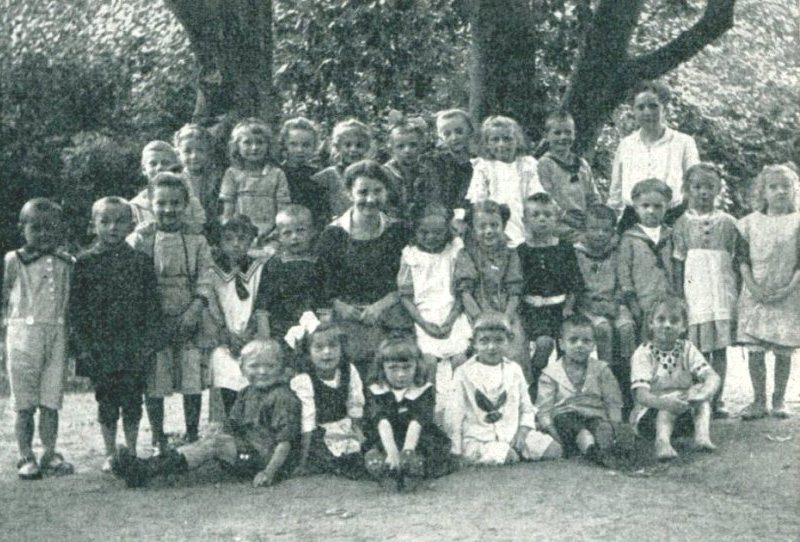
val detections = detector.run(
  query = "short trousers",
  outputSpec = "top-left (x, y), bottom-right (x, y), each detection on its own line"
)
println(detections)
top-left (147, 344), bottom-right (208, 397)
top-left (95, 371), bottom-right (145, 426)
top-left (5, 323), bottom-right (67, 411)
top-left (520, 304), bottom-right (563, 340)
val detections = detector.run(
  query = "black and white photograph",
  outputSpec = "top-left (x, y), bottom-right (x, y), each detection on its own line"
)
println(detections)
top-left (0, 0), bottom-right (798, 539)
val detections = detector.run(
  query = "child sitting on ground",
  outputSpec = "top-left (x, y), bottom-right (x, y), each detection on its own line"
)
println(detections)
top-left (70, 197), bottom-right (163, 472)
top-left (207, 215), bottom-right (269, 418)
top-left (536, 110), bottom-right (601, 242)
top-left (574, 204), bottom-right (636, 404)
top-left (447, 312), bottom-right (562, 465)
top-left (290, 322), bottom-right (366, 479)
top-left (129, 140), bottom-right (206, 229)
top-left (535, 315), bottom-right (625, 464)
top-left (517, 192), bottom-right (585, 400)
top-left (254, 205), bottom-right (328, 343)
top-left (630, 297), bottom-right (720, 460)
top-left (364, 338), bottom-right (453, 491)
top-left (3, 199), bottom-right (75, 480)
top-left (112, 339), bottom-right (301, 488)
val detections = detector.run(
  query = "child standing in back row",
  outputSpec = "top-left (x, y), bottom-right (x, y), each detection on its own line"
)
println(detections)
top-left (672, 163), bottom-right (739, 418)
top-left (383, 117), bottom-right (428, 221)
top-left (467, 116), bottom-right (543, 247)
top-left (313, 119), bottom-right (373, 219)
top-left (3, 199), bottom-right (74, 479)
top-left (537, 110), bottom-right (601, 242)
top-left (220, 118), bottom-right (291, 244)
top-left (174, 124), bottom-right (222, 224)
top-left (279, 117), bottom-right (331, 232)
top-left (737, 164), bottom-right (800, 420)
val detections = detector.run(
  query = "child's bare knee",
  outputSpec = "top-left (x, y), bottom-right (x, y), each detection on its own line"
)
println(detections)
top-left (541, 440), bottom-right (563, 460)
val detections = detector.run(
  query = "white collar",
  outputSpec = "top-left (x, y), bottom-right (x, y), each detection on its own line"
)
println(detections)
top-left (330, 209), bottom-right (392, 235)
top-left (637, 224), bottom-right (661, 245)
top-left (369, 382), bottom-right (431, 401)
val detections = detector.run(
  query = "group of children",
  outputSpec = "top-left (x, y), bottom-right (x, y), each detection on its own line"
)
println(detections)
top-left (3, 100), bottom-right (798, 492)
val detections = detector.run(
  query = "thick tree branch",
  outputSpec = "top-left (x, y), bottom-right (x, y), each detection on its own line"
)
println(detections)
top-left (623, 0), bottom-right (736, 82)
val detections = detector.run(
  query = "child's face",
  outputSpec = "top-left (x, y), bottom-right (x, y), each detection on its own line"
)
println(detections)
top-left (241, 347), bottom-right (284, 389)
top-left (633, 91), bottom-right (664, 129)
top-left (142, 150), bottom-right (181, 181)
top-left (485, 127), bottom-right (517, 163)
top-left (237, 131), bottom-right (268, 165)
top-left (686, 172), bottom-right (719, 212)
top-left (390, 131), bottom-right (422, 168)
top-left (336, 131), bottom-right (369, 166)
top-left (383, 359), bottom-right (417, 389)
top-left (763, 173), bottom-right (794, 214)
top-left (285, 129), bottom-right (316, 166)
top-left (546, 119), bottom-right (575, 156)
top-left (276, 215), bottom-right (312, 256)
top-left (437, 116), bottom-right (471, 156)
top-left (151, 186), bottom-right (188, 231)
top-left (176, 138), bottom-right (210, 175)
top-left (473, 329), bottom-right (509, 365)
top-left (416, 214), bottom-right (450, 253)
top-left (309, 329), bottom-right (342, 378)
top-left (560, 324), bottom-right (595, 364)
top-left (473, 211), bottom-right (504, 248)
top-left (21, 211), bottom-right (61, 252)
top-left (351, 176), bottom-right (387, 217)
top-left (93, 203), bottom-right (134, 247)
top-left (220, 229), bottom-right (254, 263)
top-left (649, 305), bottom-right (686, 348)
top-left (523, 201), bottom-right (558, 237)
top-left (583, 216), bottom-right (615, 251)
top-left (633, 191), bottom-right (668, 228)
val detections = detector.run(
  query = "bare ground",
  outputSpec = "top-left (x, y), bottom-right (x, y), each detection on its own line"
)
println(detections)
top-left (1, 348), bottom-right (798, 541)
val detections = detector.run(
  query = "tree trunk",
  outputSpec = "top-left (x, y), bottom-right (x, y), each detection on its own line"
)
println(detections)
top-left (164, 0), bottom-right (278, 125)
top-left (468, 0), bottom-right (542, 134)
top-left (563, 0), bottom-right (736, 155)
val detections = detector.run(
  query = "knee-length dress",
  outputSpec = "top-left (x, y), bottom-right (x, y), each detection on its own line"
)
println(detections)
top-left (672, 210), bottom-right (739, 352)
top-left (736, 211), bottom-right (800, 348)
top-left (207, 256), bottom-right (267, 391)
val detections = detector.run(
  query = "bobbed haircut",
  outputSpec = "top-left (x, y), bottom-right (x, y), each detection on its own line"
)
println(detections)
top-left (228, 118), bottom-right (273, 168)
top-left (371, 337), bottom-right (427, 387)
top-left (467, 199), bottom-right (511, 228)
top-left (471, 311), bottom-right (514, 338)
top-left (208, 214), bottom-right (259, 248)
top-left (631, 178), bottom-right (672, 203)
top-left (278, 117), bottom-right (320, 154)
top-left (644, 296), bottom-right (689, 341)
top-left (749, 163), bottom-right (800, 213)
top-left (293, 321), bottom-right (350, 374)
top-left (330, 119), bottom-right (372, 164)
top-left (681, 162), bottom-right (722, 196)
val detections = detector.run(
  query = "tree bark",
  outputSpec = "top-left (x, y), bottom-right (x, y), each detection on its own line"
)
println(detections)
top-left (468, 0), bottom-right (542, 134)
top-left (164, 0), bottom-right (278, 125)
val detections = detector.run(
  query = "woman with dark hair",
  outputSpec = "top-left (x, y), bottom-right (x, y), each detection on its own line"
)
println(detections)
top-left (316, 160), bottom-right (412, 375)
top-left (608, 81), bottom-right (700, 232)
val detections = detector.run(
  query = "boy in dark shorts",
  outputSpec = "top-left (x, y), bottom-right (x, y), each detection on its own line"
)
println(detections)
top-left (69, 197), bottom-right (163, 472)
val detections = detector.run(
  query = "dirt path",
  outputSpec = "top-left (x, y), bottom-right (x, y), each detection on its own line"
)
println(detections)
top-left (1, 349), bottom-right (798, 541)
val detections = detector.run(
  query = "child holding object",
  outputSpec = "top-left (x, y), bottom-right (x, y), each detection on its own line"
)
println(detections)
top-left (112, 340), bottom-right (301, 488)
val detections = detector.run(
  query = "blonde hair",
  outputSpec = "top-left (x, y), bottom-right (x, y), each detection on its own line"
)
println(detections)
top-left (140, 140), bottom-right (179, 168)
top-left (331, 119), bottom-right (372, 165)
top-left (173, 124), bottom-right (213, 149)
top-left (278, 116), bottom-right (320, 160)
top-left (479, 115), bottom-right (527, 159)
top-left (434, 108), bottom-right (473, 134)
top-left (240, 339), bottom-right (284, 365)
top-left (228, 118), bottom-right (273, 169)
top-left (749, 164), bottom-right (800, 213)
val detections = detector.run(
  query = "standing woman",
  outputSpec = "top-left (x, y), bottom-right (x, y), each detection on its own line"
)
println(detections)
top-left (317, 160), bottom-right (412, 375)
top-left (608, 81), bottom-right (700, 232)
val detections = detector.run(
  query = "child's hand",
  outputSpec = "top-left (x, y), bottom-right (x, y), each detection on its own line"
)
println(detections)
top-left (686, 384), bottom-right (710, 403)
top-left (660, 393), bottom-right (690, 414)
top-left (253, 468), bottom-right (277, 487)
top-left (333, 300), bottom-right (361, 322)
top-left (385, 450), bottom-right (401, 470)
top-left (511, 426), bottom-right (531, 451)
top-left (763, 285), bottom-right (792, 304)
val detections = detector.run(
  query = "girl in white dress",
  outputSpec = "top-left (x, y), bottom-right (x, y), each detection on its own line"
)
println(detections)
top-left (467, 116), bottom-right (544, 247)
top-left (737, 164), bottom-right (800, 420)
top-left (206, 215), bottom-right (268, 416)
top-left (398, 203), bottom-right (472, 423)
top-left (672, 163), bottom-right (739, 417)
